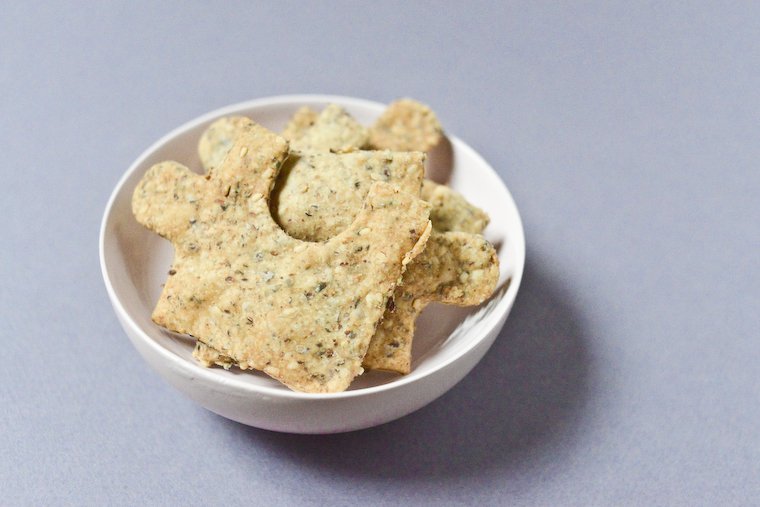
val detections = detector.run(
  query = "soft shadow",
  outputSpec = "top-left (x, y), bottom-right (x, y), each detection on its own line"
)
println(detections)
top-left (425, 135), bottom-right (454, 184)
top-left (212, 257), bottom-right (592, 479)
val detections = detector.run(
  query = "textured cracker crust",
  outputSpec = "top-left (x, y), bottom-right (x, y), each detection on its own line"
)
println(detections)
top-left (290, 104), bottom-right (369, 152)
top-left (194, 103), bottom-right (497, 375)
top-left (368, 99), bottom-right (443, 152)
top-left (133, 121), bottom-right (431, 392)
top-left (272, 150), bottom-right (425, 241)
top-left (199, 114), bottom-right (425, 243)
top-left (281, 107), bottom-right (318, 141)
top-left (198, 116), bottom-right (252, 171)
top-left (421, 179), bottom-right (490, 234)
top-left (362, 231), bottom-right (499, 373)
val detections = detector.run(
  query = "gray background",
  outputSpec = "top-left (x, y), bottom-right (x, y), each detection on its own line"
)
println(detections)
top-left (1, 2), bottom-right (758, 505)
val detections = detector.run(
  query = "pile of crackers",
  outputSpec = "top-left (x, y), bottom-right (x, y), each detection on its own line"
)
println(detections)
top-left (132, 99), bottom-right (499, 393)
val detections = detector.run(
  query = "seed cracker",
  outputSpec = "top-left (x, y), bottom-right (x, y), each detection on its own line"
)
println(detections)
top-left (290, 104), bottom-right (369, 152)
top-left (199, 114), bottom-right (425, 242)
top-left (194, 103), bottom-right (497, 375)
top-left (197, 116), bottom-right (252, 173)
top-left (368, 98), bottom-right (443, 152)
top-left (133, 121), bottom-right (432, 392)
top-left (281, 106), bottom-right (318, 141)
top-left (421, 179), bottom-right (490, 234)
top-left (362, 231), bottom-right (499, 373)
top-left (272, 150), bottom-right (425, 241)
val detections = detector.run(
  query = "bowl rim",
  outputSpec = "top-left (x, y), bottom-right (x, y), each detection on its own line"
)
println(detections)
top-left (99, 94), bottom-right (526, 400)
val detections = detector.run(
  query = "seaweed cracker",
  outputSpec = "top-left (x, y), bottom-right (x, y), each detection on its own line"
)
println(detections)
top-left (133, 121), bottom-right (431, 392)
top-left (362, 180), bottom-right (496, 373)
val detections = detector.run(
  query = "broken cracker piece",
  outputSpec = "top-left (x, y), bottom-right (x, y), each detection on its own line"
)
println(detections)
top-left (368, 98), bottom-right (443, 152)
top-left (421, 179), bottom-right (490, 234)
top-left (133, 121), bottom-right (431, 393)
top-left (363, 231), bottom-right (499, 374)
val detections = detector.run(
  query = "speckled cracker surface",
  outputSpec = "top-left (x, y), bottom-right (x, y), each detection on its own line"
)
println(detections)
top-left (199, 113), bottom-right (425, 243)
top-left (368, 98), bottom-right (443, 152)
top-left (198, 116), bottom-right (252, 171)
top-left (290, 104), bottom-right (369, 152)
top-left (362, 231), bottom-right (499, 373)
top-left (272, 150), bottom-right (425, 241)
top-left (362, 180), bottom-right (497, 373)
top-left (194, 102), bottom-right (498, 376)
top-left (133, 121), bottom-right (431, 392)
top-left (281, 106), bottom-right (318, 141)
top-left (421, 179), bottom-right (489, 234)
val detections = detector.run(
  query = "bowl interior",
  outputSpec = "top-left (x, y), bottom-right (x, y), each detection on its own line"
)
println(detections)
top-left (101, 95), bottom-right (525, 394)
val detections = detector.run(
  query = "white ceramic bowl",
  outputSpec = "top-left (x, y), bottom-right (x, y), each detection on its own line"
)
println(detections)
top-left (100, 95), bottom-right (525, 433)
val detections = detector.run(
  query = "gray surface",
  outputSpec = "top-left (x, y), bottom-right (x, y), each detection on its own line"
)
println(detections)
top-left (1, 2), bottom-right (759, 505)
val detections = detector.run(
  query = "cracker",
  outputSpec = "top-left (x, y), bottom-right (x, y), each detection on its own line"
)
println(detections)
top-left (193, 341), bottom-right (234, 369)
top-left (290, 104), bottom-right (369, 152)
top-left (197, 116), bottom-right (252, 172)
top-left (362, 231), bottom-right (499, 373)
top-left (362, 180), bottom-right (495, 374)
top-left (272, 150), bottom-right (425, 241)
top-left (421, 179), bottom-right (490, 234)
top-left (133, 121), bottom-right (432, 393)
top-left (368, 98), bottom-right (443, 152)
top-left (199, 114), bottom-right (425, 243)
top-left (281, 106), bottom-right (318, 141)
top-left (195, 104), bottom-right (497, 375)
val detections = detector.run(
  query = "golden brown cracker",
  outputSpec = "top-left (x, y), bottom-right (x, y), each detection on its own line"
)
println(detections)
top-left (133, 121), bottom-right (431, 393)
top-left (368, 98), bottom-right (443, 152)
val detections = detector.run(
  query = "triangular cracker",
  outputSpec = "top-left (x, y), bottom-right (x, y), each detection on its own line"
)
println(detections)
top-left (133, 121), bottom-right (431, 392)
